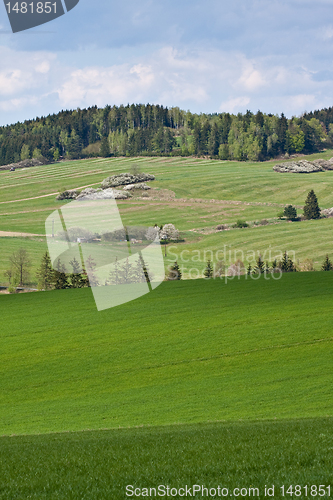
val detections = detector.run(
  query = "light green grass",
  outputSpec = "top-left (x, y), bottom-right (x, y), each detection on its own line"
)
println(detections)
top-left (0, 418), bottom-right (332, 499)
top-left (1, 152), bottom-right (333, 234)
top-left (0, 273), bottom-right (332, 436)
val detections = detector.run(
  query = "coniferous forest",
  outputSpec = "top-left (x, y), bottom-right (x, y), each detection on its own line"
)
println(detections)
top-left (1, 103), bottom-right (333, 165)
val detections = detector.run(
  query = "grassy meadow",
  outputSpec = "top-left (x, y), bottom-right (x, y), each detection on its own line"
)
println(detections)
top-left (1, 273), bottom-right (332, 436)
top-left (1, 418), bottom-right (332, 499)
top-left (1, 154), bottom-right (333, 498)
top-left (1, 152), bottom-right (333, 283)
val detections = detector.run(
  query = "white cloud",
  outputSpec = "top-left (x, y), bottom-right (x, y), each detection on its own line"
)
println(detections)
top-left (1, 43), bottom-right (333, 126)
top-left (219, 97), bottom-right (250, 113)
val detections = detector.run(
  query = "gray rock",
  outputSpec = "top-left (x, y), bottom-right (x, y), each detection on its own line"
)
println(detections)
top-left (321, 207), bottom-right (333, 217)
top-left (123, 182), bottom-right (151, 191)
top-left (0, 157), bottom-right (49, 171)
top-left (273, 157), bottom-right (333, 173)
top-left (101, 172), bottom-right (155, 189)
top-left (76, 187), bottom-right (131, 200)
top-left (56, 189), bottom-right (80, 200)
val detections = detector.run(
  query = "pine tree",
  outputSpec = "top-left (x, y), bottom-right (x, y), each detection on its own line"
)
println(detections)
top-left (254, 255), bottom-right (265, 274)
top-left (283, 205), bottom-right (297, 220)
top-left (168, 261), bottom-right (182, 280)
top-left (36, 251), bottom-right (53, 290)
top-left (53, 258), bottom-right (69, 289)
top-left (321, 254), bottom-right (333, 271)
top-left (247, 263), bottom-right (252, 275)
top-left (203, 260), bottom-right (213, 278)
top-left (303, 189), bottom-right (321, 220)
top-left (69, 257), bottom-right (82, 288)
top-left (279, 251), bottom-right (296, 272)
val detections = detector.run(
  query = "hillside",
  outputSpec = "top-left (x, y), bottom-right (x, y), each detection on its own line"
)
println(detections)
top-left (0, 273), bottom-right (332, 436)
top-left (1, 103), bottom-right (333, 166)
top-left (1, 153), bottom-right (333, 283)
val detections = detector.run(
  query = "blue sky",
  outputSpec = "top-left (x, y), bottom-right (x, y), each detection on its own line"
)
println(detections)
top-left (0, 0), bottom-right (333, 126)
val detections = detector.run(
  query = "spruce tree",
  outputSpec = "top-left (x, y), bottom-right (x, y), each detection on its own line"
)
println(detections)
top-left (303, 190), bottom-right (321, 220)
top-left (36, 251), bottom-right (53, 290)
top-left (283, 205), bottom-right (297, 220)
top-left (254, 255), bottom-right (265, 274)
top-left (168, 261), bottom-right (182, 280)
top-left (203, 260), bottom-right (213, 278)
top-left (321, 254), bottom-right (333, 271)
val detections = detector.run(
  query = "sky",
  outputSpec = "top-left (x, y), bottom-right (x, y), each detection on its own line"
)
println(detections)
top-left (0, 0), bottom-right (333, 126)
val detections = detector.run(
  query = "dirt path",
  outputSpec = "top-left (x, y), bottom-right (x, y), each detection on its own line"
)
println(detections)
top-left (0, 231), bottom-right (44, 237)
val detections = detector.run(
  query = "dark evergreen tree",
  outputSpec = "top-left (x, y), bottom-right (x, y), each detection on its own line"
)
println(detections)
top-left (321, 254), bottom-right (333, 271)
top-left (254, 255), bottom-right (265, 274)
top-left (303, 190), bottom-right (321, 220)
top-left (283, 205), bottom-right (297, 220)
top-left (36, 251), bottom-right (53, 290)
top-left (168, 261), bottom-right (182, 280)
top-left (279, 251), bottom-right (296, 272)
top-left (203, 260), bottom-right (213, 278)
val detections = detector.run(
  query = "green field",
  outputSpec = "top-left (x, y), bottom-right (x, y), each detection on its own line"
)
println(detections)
top-left (1, 273), bottom-right (332, 436)
top-left (1, 418), bottom-right (332, 499)
top-left (1, 153), bottom-right (333, 284)
top-left (1, 155), bottom-right (333, 498)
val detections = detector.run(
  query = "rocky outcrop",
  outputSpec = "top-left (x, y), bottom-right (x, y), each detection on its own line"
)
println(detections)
top-left (321, 207), bottom-right (333, 217)
top-left (0, 157), bottom-right (50, 171)
top-left (101, 172), bottom-right (155, 189)
top-left (76, 187), bottom-right (131, 200)
top-left (123, 182), bottom-right (151, 191)
top-left (273, 158), bottom-right (333, 173)
top-left (56, 189), bottom-right (81, 200)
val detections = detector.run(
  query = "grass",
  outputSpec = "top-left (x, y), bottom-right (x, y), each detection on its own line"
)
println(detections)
top-left (0, 417), bottom-right (332, 499)
top-left (0, 273), bottom-right (332, 436)
top-left (1, 155), bottom-right (333, 497)
top-left (1, 152), bottom-right (333, 235)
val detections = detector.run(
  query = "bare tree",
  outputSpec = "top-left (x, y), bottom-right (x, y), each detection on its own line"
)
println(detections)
top-left (9, 248), bottom-right (31, 286)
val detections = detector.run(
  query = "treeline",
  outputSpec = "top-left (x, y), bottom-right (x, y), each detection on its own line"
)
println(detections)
top-left (1, 103), bottom-right (333, 165)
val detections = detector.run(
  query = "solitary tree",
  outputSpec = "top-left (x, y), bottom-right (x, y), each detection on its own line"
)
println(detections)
top-left (9, 248), bottom-right (31, 286)
top-left (203, 260), bottom-right (213, 278)
top-left (321, 254), bottom-right (333, 271)
top-left (303, 190), bottom-right (320, 220)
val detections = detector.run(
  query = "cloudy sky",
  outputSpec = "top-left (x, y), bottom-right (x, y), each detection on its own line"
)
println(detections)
top-left (0, 0), bottom-right (333, 126)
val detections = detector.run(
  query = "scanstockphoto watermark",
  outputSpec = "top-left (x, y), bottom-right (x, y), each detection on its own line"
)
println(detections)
top-left (126, 484), bottom-right (263, 497)
top-left (167, 245), bottom-right (297, 282)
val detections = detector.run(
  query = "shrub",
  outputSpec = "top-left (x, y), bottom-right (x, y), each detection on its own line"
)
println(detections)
top-left (283, 205), bottom-right (297, 220)
top-left (321, 255), bottom-right (333, 271)
top-left (233, 220), bottom-right (248, 228)
top-left (277, 211), bottom-right (284, 219)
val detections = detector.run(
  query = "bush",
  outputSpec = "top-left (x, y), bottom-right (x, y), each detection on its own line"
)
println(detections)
top-left (283, 205), bottom-right (298, 221)
top-left (233, 220), bottom-right (248, 228)
top-left (277, 211), bottom-right (285, 219)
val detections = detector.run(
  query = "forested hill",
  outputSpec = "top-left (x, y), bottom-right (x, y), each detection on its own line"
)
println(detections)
top-left (1, 103), bottom-right (333, 166)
